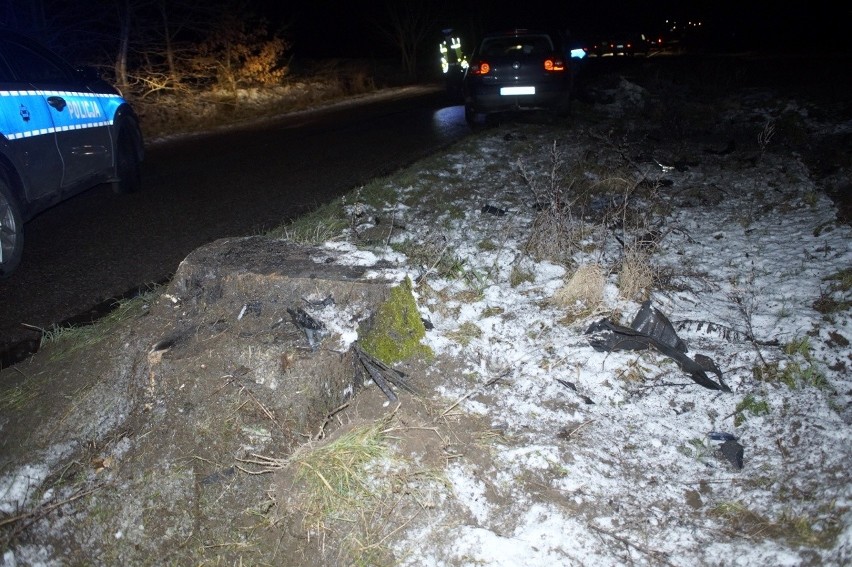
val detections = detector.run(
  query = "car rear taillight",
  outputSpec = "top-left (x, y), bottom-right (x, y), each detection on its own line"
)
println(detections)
top-left (544, 58), bottom-right (565, 72)
top-left (470, 60), bottom-right (491, 75)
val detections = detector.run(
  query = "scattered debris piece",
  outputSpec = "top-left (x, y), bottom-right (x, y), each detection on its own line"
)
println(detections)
top-left (287, 307), bottom-right (327, 350)
top-left (706, 431), bottom-right (744, 469)
top-left (613, 229), bottom-right (663, 252)
top-left (653, 159), bottom-right (674, 173)
top-left (704, 140), bottom-right (736, 155)
top-left (585, 301), bottom-right (731, 392)
top-left (557, 419), bottom-right (595, 440)
top-left (718, 439), bottom-right (745, 470)
top-left (200, 466), bottom-right (236, 485)
top-left (707, 431), bottom-right (737, 442)
top-left (632, 301), bottom-right (687, 351)
top-left (238, 301), bottom-right (262, 320)
top-left (302, 295), bottom-right (335, 308)
top-left (150, 326), bottom-right (197, 353)
top-left (556, 378), bottom-right (594, 404)
top-left (481, 204), bottom-right (507, 216)
top-left (352, 343), bottom-right (416, 403)
top-left (673, 319), bottom-right (750, 343)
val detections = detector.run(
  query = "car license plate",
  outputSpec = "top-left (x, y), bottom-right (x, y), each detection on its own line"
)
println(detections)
top-left (500, 86), bottom-right (535, 95)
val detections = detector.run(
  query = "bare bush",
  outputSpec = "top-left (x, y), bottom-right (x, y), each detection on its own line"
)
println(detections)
top-left (519, 142), bottom-right (587, 265)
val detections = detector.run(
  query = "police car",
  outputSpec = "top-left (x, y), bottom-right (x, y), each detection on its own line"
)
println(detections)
top-left (0, 30), bottom-right (143, 277)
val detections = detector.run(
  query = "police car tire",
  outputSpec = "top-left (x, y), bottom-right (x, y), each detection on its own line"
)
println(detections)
top-left (0, 175), bottom-right (24, 278)
top-left (112, 126), bottom-right (141, 194)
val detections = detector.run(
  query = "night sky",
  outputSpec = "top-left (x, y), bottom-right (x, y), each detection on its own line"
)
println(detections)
top-left (260, 1), bottom-right (848, 58)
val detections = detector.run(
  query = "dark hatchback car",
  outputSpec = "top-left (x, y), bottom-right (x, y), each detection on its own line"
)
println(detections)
top-left (462, 29), bottom-right (573, 125)
top-left (0, 30), bottom-right (143, 277)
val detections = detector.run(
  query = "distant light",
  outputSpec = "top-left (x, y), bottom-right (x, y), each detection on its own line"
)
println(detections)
top-left (570, 48), bottom-right (586, 59)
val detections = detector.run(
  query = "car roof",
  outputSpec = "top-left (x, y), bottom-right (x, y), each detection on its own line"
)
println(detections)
top-left (483, 29), bottom-right (553, 38)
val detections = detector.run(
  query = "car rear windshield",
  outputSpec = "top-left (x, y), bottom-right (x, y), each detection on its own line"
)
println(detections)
top-left (479, 35), bottom-right (554, 57)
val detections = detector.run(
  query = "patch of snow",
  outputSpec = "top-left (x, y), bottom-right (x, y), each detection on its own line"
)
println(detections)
top-left (385, 74), bottom-right (852, 565)
top-left (0, 464), bottom-right (50, 514)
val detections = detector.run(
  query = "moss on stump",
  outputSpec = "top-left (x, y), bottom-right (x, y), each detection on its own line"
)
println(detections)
top-left (359, 278), bottom-right (432, 365)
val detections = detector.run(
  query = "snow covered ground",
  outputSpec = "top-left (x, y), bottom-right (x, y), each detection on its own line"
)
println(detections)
top-left (1, 60), bottom-right (848, 566)
top-left (326, 71), bottom-right (851, 565)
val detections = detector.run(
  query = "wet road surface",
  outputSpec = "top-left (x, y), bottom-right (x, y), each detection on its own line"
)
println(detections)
top-left (0, 86), bottom-right (470, 362)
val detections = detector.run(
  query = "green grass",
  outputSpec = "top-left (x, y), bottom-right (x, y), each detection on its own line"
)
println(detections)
top-left (712, 501), bottom-right (842, 548)
top-left (509, 265), bottom-right (535, 287)
top-left (40, 289), bottom-right (158, 360)
top-left (0, 380), bottom-right (42, 413)
top-left (267, 198), bottom-right (348, 243)
top-left (294, 421), bottom-right (390, 520)
top-left (446, 321), bottom-right (483, 346)
top-left (734, 394), bottom-right (770, 427)
top-left (389, 239), bottom-right (467, 280)
top-left (677, 437), bottom-right (711, 461)
top-left (752, 337), bottom-right (829, 390)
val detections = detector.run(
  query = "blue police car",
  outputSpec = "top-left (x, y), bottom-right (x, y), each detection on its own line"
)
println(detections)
top-left (0, 30), bottom-right (143, 277)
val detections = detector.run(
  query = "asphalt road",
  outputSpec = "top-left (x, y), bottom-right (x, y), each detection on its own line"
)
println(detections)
top-left (0, 85), bottom-right (470, 363)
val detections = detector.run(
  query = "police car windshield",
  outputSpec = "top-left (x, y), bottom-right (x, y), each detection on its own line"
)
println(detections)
top-left (0, 52), bottom-right (14, 82)
top-left (0, 38), bottom-right (74, 84)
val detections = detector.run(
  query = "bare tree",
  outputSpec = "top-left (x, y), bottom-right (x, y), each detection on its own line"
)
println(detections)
top-left (113, 0), bottom-right (134, 89)
top-left (379, 0), bottom-right (443, 80)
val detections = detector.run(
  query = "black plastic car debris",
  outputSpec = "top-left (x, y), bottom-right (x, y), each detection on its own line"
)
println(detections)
top-left (287, 307), bottom-right (327, 350)
top-left (556, 378), bottom-right (595, 404)
top-left (707, 431), bottom-right (737, 442)
top-left (353, 343), bottom-right (416, 403)
top-left (481, 204), bottom-right (507, 216)
top-left (719, 439), bottom-right (744, 469)
top-left (585, 301), bottom-right (731, 392)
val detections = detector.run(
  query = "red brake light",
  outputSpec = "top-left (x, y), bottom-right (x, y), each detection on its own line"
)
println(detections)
top-left (544, 58), bottom-right (565, 72)
top-left (471, 61), bottom-right (491, 75)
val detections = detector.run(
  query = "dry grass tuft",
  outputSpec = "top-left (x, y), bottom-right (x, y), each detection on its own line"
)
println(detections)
top-left (268, 408), bottom-right (450, 564)
top-left (293, 419), bottom-right (391, 531)
top-left (618, 246), bottom-right (655, 301)
top-left (553, 263), bottom-right (606, 313)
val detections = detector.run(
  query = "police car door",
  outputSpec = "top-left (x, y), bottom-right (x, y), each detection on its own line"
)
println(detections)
top-left (3, 36), bottom-right (113, 190)
top-left (0, 38), bottom-right (64, 200)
